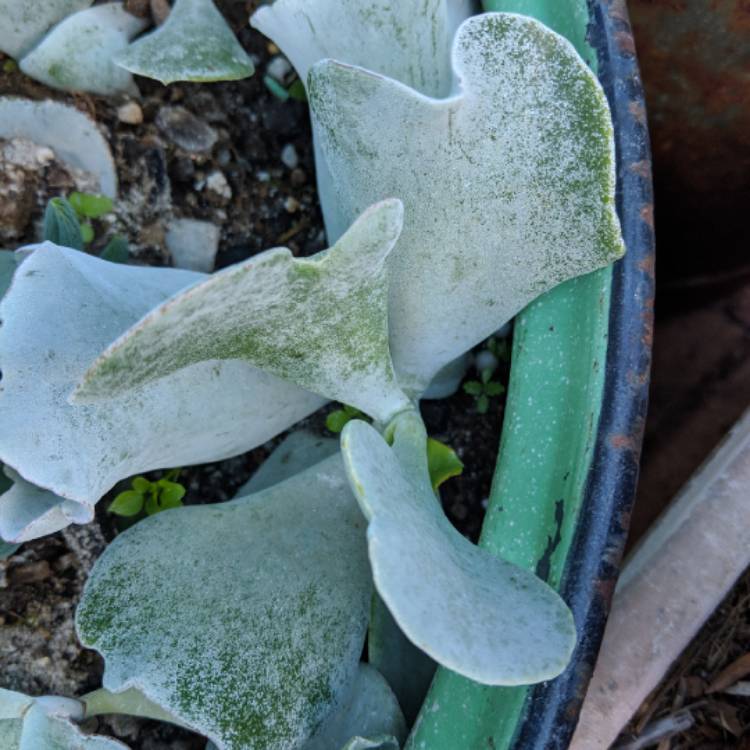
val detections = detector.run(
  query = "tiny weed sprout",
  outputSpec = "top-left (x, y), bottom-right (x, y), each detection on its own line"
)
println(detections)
top-left (463, 369), bottom-right (506, 415)
top-left (0, 2), bottom-right (627, 749)
top-left (326, 404), bottom-right (369, 434)
top-left (109, 471), bottom-right (186, 518)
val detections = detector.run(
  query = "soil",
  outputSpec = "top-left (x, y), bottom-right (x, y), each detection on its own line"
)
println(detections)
top-left (0, 3), bottom-right (506, 748)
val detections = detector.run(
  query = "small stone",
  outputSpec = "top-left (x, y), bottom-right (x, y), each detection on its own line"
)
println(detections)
top-left (150, 0), bottom-right (171, 25)
top-left (267, 55), bottom-right (292, 83)
top-left (290, 168), bottom-right (306, 186)
top-left (475, 350), bottom-right (499, 374)
top-left (124, 0), bottom-right (150, 18)
top-left (166, 218), bottom-right (220, 273)
top-left (116, 101), bottom-right (143, 125)
top-left (206, 170), bottom-right (232, 200)
top-left (172, 156), bottom-right (195, 182)
top-left (155, 106), bottom-right (218, 153)
top-left (280, 143), bottom-right (299, 169)
top-left (216, 147), bottom-right (231, 167)
top-left (284, 196), bottom-right (300, 213)
top-left (256, 170), bottom-right (270, 182)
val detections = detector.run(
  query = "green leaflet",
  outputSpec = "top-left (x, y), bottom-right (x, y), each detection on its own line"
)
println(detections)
top-left (76, 454), bottom-right (372, 750)
top-left (115, 0), bottom-right (254, 84)
top-left (75, 200), bottom-right (411, 424)
top-left (341, 411), bottom-right (576, 685)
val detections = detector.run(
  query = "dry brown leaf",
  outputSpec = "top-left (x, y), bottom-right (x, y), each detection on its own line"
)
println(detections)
top-left (707, 653), bottom-right (750, 693)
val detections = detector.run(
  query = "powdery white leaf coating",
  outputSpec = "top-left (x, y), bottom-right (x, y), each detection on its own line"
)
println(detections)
top-left (0, 244), bottom-right (323, 541)
top-left (309, 12), bottom-right (624, 394)
top-left (19, 4), bottom-right (148, 96)
top-left (75, 200), bottom-right (411, 423)
top-left (77, 455), bottom-right (372, 750)
top-left (304, 663), bottom-right (406, 750)
top-left (114, 0), bottom-right (254, 84)
top-left (237, 430), bottom-right (339, 497)
top-left (0, 0), bottom-right (93, 59)
top-left (0, 689), bottom-right (127, 750)
top-left (0, 98), bottom-right (117, 197)
top-left (341, 411), bottom-right (577, 685)
top-left (251, 0), bottom-right (476, 99)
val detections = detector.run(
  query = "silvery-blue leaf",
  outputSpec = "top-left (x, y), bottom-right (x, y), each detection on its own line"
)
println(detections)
top-left (251, 0), bottom-right (476, 99)
top-left (0, 1), bottom-right (93, 59)
top-left (77, 455), bottom-right (371, 750)
top-left (0, 98), bottom-right (117, 197)
top-left (20, 4), bottom-right (147, 95)
top-left (341, 411), bottom-right (577, 685)
top-left (237, 430), bottom-right (338, 497)
top-left (368, 595), bottom-right (436, 725)
top-left (74, 200), bottom-right (411, 423)
top-left (115, 0), bottom-right (254, 84)
top-left (0, 689), bottom-right (127, 750)
top-left (304, 663), bottom-right (405, 750)
top-left (308, 12), bottom-right (623, 394)
top-left (0, 244), bottom-right (322, 542)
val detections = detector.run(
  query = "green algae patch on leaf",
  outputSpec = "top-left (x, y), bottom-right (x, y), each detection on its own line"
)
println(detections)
top-left (77, 455), bottom-right (372, 750)
top-left (19, 4), bottom-right (147, 96)
top-left (304, 663), bottom-right (406, 750)
top-left (115, 0), bottom-right (254, 84)
top-left (0, 0), bottom-right (93, 59)
top-left (0, 243), bottom-right (323, 540)
top-left (341, 411), bottom-right (576, 685)
top-left (251, 0), bottom-right (475, 99)
top-left (75, 200), bottom-right (411, 423)
top-left (309, 12), bottom-right (624, 395)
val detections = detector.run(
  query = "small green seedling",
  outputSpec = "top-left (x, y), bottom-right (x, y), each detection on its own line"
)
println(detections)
top-left (43, 197), bottom-right (83, 250)
top-left (426, 437), bottom-right (464, 491)
top-left (263, 74), bottom-right (307, 102)
top-left (109, 470), bottom-right (186, 518)
top-left (326, 404), bottom-right (368, 434)
top-left (68, 191), bottom-right (114, 245)
top-left (43, 196), bottom-right (128, 262)
top-left (463, 368), bottom-right (506, 414)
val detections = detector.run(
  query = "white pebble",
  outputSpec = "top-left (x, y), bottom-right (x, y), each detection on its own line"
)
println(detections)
top-left (280, 143), bottom-right (298, 170)
top-left (116, 101), bottom-right (144, 125)
top-left (206, 170), bottom-right (232, 199)
top-left (266, 55), bottom-right (291, 83)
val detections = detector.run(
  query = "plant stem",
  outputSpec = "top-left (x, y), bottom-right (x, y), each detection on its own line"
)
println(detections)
top-left (81, 687), bottom-right (189, 729)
